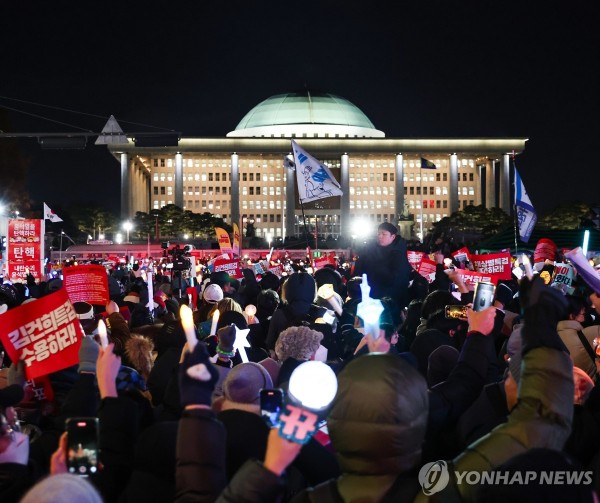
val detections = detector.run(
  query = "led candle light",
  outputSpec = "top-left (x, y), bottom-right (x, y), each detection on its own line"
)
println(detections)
top-left (232, 325), bottom-right (251, 363)
top-left (244, 304), bottom-right (257, 323)
top-left (317, 284), bottom-right (342, 316)
top-left (522, 254), bottom-right (533, 280)
top-left (146, 272), bottom-right (154, 312)
top-left (356, 274), bottom-right (384, 339)
top-left (180, 304), bottom-right (197, 352)
top-left (210, 309), bottom-right (220, 336)
top-left (97, 319), bottom-right (108, 348)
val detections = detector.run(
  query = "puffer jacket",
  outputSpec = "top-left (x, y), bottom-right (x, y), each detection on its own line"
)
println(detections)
top-left (557, 319), bottom-right (600, 380)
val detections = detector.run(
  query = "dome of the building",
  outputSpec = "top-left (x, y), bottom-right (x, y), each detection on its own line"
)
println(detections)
top-left (227, 91), bottom-right (385, 138)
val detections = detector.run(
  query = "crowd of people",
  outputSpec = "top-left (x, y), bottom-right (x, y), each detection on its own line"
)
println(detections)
top-left (1, 221), bottom-right (600, 502)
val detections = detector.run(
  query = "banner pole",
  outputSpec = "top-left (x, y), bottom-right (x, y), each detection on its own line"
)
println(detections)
top-left (511, 152), bottom-right (518, 256)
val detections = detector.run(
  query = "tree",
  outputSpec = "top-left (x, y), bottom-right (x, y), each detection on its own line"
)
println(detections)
top-left (537, 201), bottom-right (597, 230)
top-left (70, 203), bottom-right (117, 240)
top-left (430, 204), bottom-right (511, 241)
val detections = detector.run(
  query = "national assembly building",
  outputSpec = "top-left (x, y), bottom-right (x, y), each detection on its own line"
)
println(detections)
top-left (105, 91), bottom-right (527, 241)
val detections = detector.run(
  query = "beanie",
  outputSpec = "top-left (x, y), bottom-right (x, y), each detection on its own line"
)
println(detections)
top-left (20, 474), bottom-right (103, 503)
top-left (378, 222), bottom-right (398, 235)
top-left (534, 238), bottom-right (557, 263)
top-left (494, 283), bottom-right (515, 308)
top-left (223, 362), bottom-right (273, 405)
top-left (217, 324), bottom-right (237, 354)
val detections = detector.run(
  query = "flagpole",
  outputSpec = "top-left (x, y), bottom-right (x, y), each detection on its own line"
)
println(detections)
top-left (511, 152), bottom-right (518, 256)
top-left (299, 199), bottom-right (310, 249)
top-left (419, 167), bottom-right (424, 242)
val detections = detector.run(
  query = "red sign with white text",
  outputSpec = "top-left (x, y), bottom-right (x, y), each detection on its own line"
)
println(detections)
top-left (7, 219), bottom-right (43, 262)
top-left (0, 289), bottom-right (85, 380)
top-left (63, 264), bottom-right (110, 305)
top-left (454, 269), bottom-right (501, 291)
top-left (417, 257), bottom-right (437, 283)
top-left (407, 251), bottom-right (426, 270)
top-left (213, 258), bottom-right (243, 279)
top-left (6, 260), bottom-right (44, 283)
top-left (470, 252), bottom-right (512, 280)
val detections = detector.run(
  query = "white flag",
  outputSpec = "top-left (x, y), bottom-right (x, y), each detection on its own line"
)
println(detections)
top-left (291, 140), bottom-right (343, 204)
top-left (44, 202), bottom-right (63, 222)
top-left (514, 168), bottom-right (536, 243)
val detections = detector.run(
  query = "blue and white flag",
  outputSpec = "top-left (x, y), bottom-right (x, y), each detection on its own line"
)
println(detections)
top-left (291, 140), bottom-right (343, 204)
top-left (514, 168), bottom-right (537, 243)
top-left (420, 157), bottom-right (437, 169)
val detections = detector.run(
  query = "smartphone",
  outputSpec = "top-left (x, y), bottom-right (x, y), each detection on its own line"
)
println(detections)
top-left (65, 417), bottom-right (99, 476)
top-left (473, 281), bottom-right (495, 312)
top-left (260, 388), bottom-right (284, 427)
top-left (445, 305), bottom-right (468, 320)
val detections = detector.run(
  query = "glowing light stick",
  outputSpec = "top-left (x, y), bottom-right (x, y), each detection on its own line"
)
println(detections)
top-left (232, 325), bottom-right (251, 363)
top-left (244, 304), bottom-right (257, 323)
top-left (356, 274), bottom-right (384, 339)
top-left (317, 284), bottom-right (342, 315)
top-left (210, 309), bottom-right (220, 336)
top-left (521, 254), bottom-right (533, 280)
top-left (146, 272), bottom-right (154, 312)
top-left (97, 319), bottom-right (108, 348)
top-left (583, 230), bottom-right (590, 257)
top-left (188, 293), bottom-right (193, 307)
top-left (180, 304), bottom-right (197, 352)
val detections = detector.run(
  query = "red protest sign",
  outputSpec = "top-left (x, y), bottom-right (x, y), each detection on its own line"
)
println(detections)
top-left (454, 269), bottom-right (501, 291)
top-left (6, 260), bottom-right (45, 283)
top-left (313, 257), bottom-right (331, 270)
top-left (63, 264), bottom-right (110, 305)
top-left (0, 289), bottom-right (85, 380)
top-left (186, 287), bottom-right (198, 309)
top-left (470, 252), bottom-right (512, 280)
top-left (417, 257), bottom-right (437, 283)
top-left (407, 251), bottom-right (425, 270)
top-left (7, 219), bottom-right (43, 262)
top-left (268, 264), bottom-right (284, 277)
top-left (213, 257), bottom-right (243, 279)
top-left (452, 247), bottom-right (471, 263)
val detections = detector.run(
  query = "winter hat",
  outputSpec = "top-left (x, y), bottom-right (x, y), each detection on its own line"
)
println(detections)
top-left (223, 362), bottom-right (273, 405)
top-left (506, 327), bottom-right (523, 384)
top-left (0, 383), bottom-right (24, 408)
top-left (283, 271), bottom-right (316, 304)
top-left (210, 271), bottom-right (237, 289)
top-left (20, 473), bottom-right (103, 503)
top-left (46, 278), bottom-right (63, 293)
top-left (427, 345), bottom-right (459, 387)
top-left (218, 310), bottom-right (248, 331)
top-left (0, 283), bottom-right (19, 308)
top-left (116, 365), bottom-right (148, 393)
top-left (377, 222), bottom-right (398, 235)
top-left (203, 283), bottom-right (224, 304)
top-left (153, 294), bottom-right (166, 310)
top-left (534, 238), bottom-right (557, 263)
top-left (123, 291), bottom-right (140, 304)
top-left (217, 324), bottom-right (237, 354)
top-left (494, 283), bottom-right (515, 308)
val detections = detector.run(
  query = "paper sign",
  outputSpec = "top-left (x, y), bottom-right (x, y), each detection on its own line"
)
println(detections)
top-left (417, 257), bottom-right (437, 283)
top-left (565, 247), bottom-right (600, 295)
top-left (407, 251), bottom-right (425, 270)
top-left (0, 289), bottom-right (85, 380)
top-left (6, 260), bottom-right (44, 282)
top-left (454, 269), bottom-right (500, 291)
top-left (213, 257), bottom-right (243, 279)
top-left (63, 264), bottom-right (110, 305)
top-left (452, 247), bottom-right (471, 263)
top-left (471, 252), bottom-right (512, 280)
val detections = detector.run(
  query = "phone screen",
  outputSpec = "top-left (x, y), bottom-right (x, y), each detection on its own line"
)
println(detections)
top-left (445, 305), bottom-right (468, 320)
top-left (66, 417), bottom-right (99, 476)
top-left (260, 388), bottom-right (284, 427)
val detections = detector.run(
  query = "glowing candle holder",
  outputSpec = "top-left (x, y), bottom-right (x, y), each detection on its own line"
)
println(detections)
top-left (317, 284), bottom-right (342, 316)
top-left (180, 304), bottom-right (198, 352)
top-left (244, 304), bottom-right (257, 323)
top-left (356, 274), bottom-right (384, 339)
top-left (210, 309), bottom-right (220, 336)
top-left (522, 254), bottom-right (533, 280)
top-left (97, 319), bottom-right (108, 348)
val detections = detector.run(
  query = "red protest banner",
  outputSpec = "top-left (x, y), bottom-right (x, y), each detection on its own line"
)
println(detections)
top-left (213, 257), bottom-right (243, 279)
top-left (7, 219), bottom-right (43, 262)
top-left (313, 257), bottom-right (331, 271)
top-left (0, 289), bottom-right (85, 380)
top-left (454, 269), bottom-right (501, 291)
top-left (63, 264), bottom-right (110, 305)
top-left (407, 251), bottom-right (425, 270)
top-left (417, 257), bottom-right (437, 283)
top-left (470, 252), bottom-right (512, 280)
top-left (6, 260), bottom-right (45, 283)
top-left (451, 247), bottom-right (471, 263)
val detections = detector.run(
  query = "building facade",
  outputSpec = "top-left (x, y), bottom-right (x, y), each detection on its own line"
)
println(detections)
top-left (107, 92), bottom-right (527, 240)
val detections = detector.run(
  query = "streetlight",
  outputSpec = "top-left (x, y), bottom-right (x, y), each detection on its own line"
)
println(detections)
top-left (115, 233), bottom-right (123, 244)
top-left (123, 221), bottom-right (133, 243)
top-left (266, 233), bottom-right (272, 250)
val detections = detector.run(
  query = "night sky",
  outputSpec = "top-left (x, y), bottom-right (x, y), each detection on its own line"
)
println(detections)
top-left (2, 1), bottom-right (598, 216)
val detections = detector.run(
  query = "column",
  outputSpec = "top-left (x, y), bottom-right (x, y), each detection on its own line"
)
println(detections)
top-left (485, 158), bottom-right (495, 209)
top-left (395, 153), bottom-right (404, 221)
top-left (230, 153), bottom-right (240, 229)
top-left (146, 171), bottom-right (151, 213)
top-left (285, 155), bottom-right (295, 238)
top-left (449, 153), bottom-right (459, 214)
top-left (120, 153), bottom-right (130, 219)
top-left (499, 154), bottom-right (511, 213)
top-left (175, 153), bottom-right (183, 208)
top-left (340, 153), bottom-right (350, 237)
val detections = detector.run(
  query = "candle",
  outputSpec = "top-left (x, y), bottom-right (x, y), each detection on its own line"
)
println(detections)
top-left (356, 274), bottom-right (384, 339)
top-left (245, 304), bottom-right (257, 323)
top-left (522, 254), bottom-right (533, 280)
top-left (97, 319), bottom-right (108, 348)
top-left (180, 304), bottom-right (197, 352)
top-left (146, 272), bottom-right (154, 312)
top-left (317, 284), bottom-right (342, 315)
top-left (210, 309), bottom-right (220, 336)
